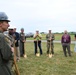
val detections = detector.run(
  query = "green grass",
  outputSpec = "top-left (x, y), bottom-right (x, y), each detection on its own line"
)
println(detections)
top-left (26, 33), bottom-right (75, 41)
top-left (16, 42), bottom-right (76, 75)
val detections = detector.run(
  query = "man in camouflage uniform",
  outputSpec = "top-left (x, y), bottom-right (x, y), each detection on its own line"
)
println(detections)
top-left (46, 30), bottom-right (55, 55)
top-left (0, 12), bottom-right (14, 75)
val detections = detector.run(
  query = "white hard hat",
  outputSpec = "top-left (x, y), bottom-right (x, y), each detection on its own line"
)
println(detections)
top-left (48, 28), bottom-right (51, 31)
top-left (8, 26), bottom-right (16, 30)
top-left (35, 29), bottom-right (39, 31)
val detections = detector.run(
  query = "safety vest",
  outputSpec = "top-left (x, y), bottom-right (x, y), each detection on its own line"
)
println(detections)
top-left (34, 34), bottom-right (42, 41)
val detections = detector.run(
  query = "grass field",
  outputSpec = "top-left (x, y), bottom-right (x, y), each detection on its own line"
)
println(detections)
top-left (26, 33), bottom-right (75, 41)
top-left (17, 42), bottom-right (76, 75)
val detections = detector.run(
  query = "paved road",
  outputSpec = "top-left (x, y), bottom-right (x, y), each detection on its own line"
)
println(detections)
top-left (26, 40), bottom-right (75, 44)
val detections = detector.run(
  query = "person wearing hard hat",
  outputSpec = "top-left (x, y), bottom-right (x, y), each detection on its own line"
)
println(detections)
top-left (8, 27), bottom-right (14, 47)
top-left (46, 30), bottom-right (55, 57)
top-left (0, 12), bottom-right (14, 75)
top-left (33, 30), bottom-right (43, 56)
top-left (8, 27), bottom-right (20, 61)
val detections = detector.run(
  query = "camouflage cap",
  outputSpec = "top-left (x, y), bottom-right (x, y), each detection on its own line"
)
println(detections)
top-left (0, 12), bottom-right (10, 22)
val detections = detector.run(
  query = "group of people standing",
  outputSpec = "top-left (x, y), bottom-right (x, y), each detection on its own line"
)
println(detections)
top-left (0, 12), bottom-right (27, 75)
top-left (7, 27), bottom-right (26, 61)
top-left (8, 28), bottom-right (55, 59)
top-left (0, 12), bottom-right (16, 75)
top-left (33, 29), bottom-right (55, 57)
top-left (34, 29), bottom-right (76, 58)
top-left (0, 12), bottom-right (26, 75)
top-left (0, 12), bottom-right (76, 75)
top-left (0, 11), bottom-right (26, 74)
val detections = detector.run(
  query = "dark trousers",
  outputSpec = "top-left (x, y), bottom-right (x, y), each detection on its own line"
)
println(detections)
top-left (20, 41), bottom-right (25, 57)
top-left (62, 43), bottom-right (71, 57)
top-left (34, 41), bottom-right (43, 55)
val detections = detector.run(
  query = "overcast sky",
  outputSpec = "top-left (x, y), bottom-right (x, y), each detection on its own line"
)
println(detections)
top-left (0, 0), bottom-right (76, 33)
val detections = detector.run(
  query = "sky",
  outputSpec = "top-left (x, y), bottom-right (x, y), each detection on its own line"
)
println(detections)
top-left (0, 0), bottom-right (76, 33)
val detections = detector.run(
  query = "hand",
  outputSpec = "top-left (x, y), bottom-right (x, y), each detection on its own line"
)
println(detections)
top-left (15, 40), bottom-right (17, 43)
top-left (11, 47), bottom-right (14, 52)
top-left (23, 40), bottom-right (25, 42)
top-left (49, 37), bottom-right (52, 40)
top-left (36, 34), bottom-right (38, 36)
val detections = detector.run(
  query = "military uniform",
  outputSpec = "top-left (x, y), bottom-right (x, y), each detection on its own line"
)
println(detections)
top-left (0, 31), bottom-right (14, 75)
top-left (0, 12), bottom-right (16, 75)
top-left (46, 33), bottom-right (55, 54)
